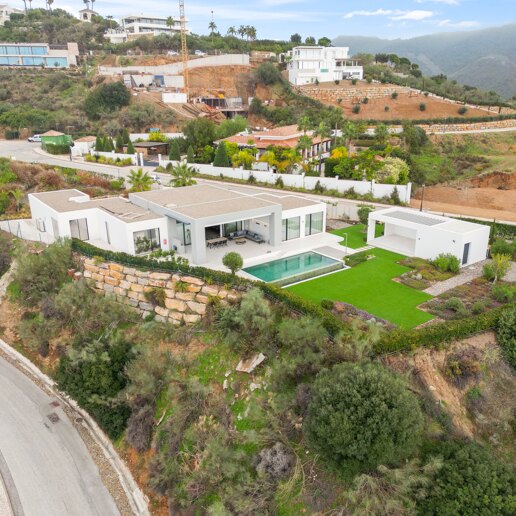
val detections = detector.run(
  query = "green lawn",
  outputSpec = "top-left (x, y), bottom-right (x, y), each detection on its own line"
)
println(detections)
top-left (287, 248), bottom-right (434, 329)
top-left (331, 224), bottom-right (383, 249)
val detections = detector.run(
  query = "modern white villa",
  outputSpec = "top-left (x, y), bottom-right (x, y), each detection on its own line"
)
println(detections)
top-left (367, 208), bottom-right (490, 266)
top-left (286, 46), bottom-right (363, 86)
top-left (28, 185), bottom-right (328, 266)
top-left (0, 42), bottom-right (79, 68)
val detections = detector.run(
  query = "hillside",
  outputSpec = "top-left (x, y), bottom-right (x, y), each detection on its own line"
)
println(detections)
top-left (333, 24), bottom-right (516, 98)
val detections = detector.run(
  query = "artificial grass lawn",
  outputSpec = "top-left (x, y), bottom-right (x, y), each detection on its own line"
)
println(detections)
top-left (287, 248), bottom-right (434, 329)
top-left (331, 224), bottom-right (383, 249)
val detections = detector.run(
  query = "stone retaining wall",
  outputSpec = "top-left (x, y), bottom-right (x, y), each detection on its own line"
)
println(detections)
top-left (300, 85), bottom-right (412, 101)
top-left (423, 118), bottom-right (516, 133)
top-left (80, 257), bottom-right (240, 325)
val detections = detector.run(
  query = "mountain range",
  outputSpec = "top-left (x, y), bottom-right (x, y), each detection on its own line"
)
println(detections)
top-left (333, 24), bottom-right (516, 99)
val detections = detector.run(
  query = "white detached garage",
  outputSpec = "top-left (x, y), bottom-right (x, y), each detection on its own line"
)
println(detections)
top-left (367, 208), bottom-right (490, 266)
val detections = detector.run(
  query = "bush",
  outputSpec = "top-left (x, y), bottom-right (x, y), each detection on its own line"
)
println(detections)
top-left (432, 253), bottom-right (460, 273)
top-left (84, 82), bottom-right (131, 120)
top-left (362, 97), bottom-right (369, 104)
top-left (491, 238), bottom-right (516, 259)
top-left (492, 283), bottom-right (515, 303)
top-left (444, 297), bottom-right (466, 313)
top-left (484, 254), bottom-right (511, 282)
top-left (0, 233), bottom-right (12, 277)
top-left (483, 262), bottom-right (496, 281)
top-left (418, 441), bottom-right (516, 515)
top-left (254, 62), bottom-right (283, 85)
top-left (391, 92), bottom-right (398, 100)
top-left (305, 363), bottom-right (423, 475)
top-left (144, 287), bottom-right (167, 307)
top-left (497, 306), bottom-right (516, 369)
top-left (458, 106), bottom-right (468, 115)
top-left (45, 143), bottom-right (71, 155)
top-left (13, 240), bottom-right (73, 307)
top-left (352, 104), bottom-right (361, 114)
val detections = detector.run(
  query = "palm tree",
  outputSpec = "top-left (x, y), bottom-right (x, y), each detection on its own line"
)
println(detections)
top-left (296, 134), bottom-right (313, 161)
top-left (208, 21), bottom-right (217, 44)
top-left (168, 163), bottom-right (197, 187)
top-left (342, 120), bottom-right (359, 152)
top-left (27, 0), bottom-right (32, 10)
top-left (237, 25), bottom-right (246, 39)
top-left (227, 26), bottom-right (237, 37)
top-left (247, 26), bottom-right (257, 41)
top-left (82, 0), bottom-right (89, 10)
top-left (9, 189), bottom-right (24, 212)
top-left (90, 0), bottom-right (95, 12)
top-left (22, 0), bottom-right (27, 13)
top-left (166, 16), bottom-right (175, 30)
top-left (314, 121), bottom-right (331, 175)
top-left (298, 115), bottom-right (311, 135)
top-left (128, 169), bottom-right (153, 192)
top-left (46, 0), bottom-right (53, 13)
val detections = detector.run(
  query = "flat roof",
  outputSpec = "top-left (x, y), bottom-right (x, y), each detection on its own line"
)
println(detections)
top-left (30, 190), bottom-right (161, 223)
top-left (255, 193), bottom-right (320, 210)
top-left (372, 208), bottom-right (487, 234)
top-left (132, 141), bottom-right (168, 148)
top-left (131, 184), bottom-right (283, 219)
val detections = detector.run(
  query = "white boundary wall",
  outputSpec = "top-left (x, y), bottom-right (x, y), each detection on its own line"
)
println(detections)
top-left (159, 160), bottom-right (412, 202)
top-left (99, 54), bottom-right (250, 76)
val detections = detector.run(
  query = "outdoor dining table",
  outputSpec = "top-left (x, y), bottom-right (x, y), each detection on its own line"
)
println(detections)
top-left (206, 237), bottom-right (228, 248)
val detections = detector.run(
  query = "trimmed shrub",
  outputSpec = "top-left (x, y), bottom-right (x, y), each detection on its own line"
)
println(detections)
top-left (492, 283), bottom-right (515, 303)
top-left (305, 363), bottom-right (423, 476)
top-left (222, 252), bottom-right (243, 275)
top-left (497, 306), bottom-right (516, 369)
top-left (419, 103), bottom-right (427, 112)
top-left (352, 104), bottom-right (361, 114)
top-left (391, 92), bottom-right (398, 100)
top-left (432, 253), bottom-right (460, 273)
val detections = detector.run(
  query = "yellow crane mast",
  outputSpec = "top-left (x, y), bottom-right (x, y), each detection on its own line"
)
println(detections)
top-left (179, 0), bottom-right (189, 100)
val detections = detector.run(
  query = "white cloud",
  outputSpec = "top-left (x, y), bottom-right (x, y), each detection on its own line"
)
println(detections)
top-left (416, 0), bottom-right (459, 5)
top-left (391, 10), bottom-right (435, 21)
top-left (437, 19), bottom-right (480, 28)
top-left (344, 9), bottom-right (435, 22)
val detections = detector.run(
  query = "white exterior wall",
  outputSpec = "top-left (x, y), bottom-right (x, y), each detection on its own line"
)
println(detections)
top-left (287, 46), bottom-right (363, 85)
top-left (282, 203), bottom-right (327, 240)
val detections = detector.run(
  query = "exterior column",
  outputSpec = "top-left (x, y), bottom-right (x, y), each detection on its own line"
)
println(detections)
top-left (190, 221), bottom-right (207, 265)
top-left (366, 217), bottom-right (376, 244)
top-left (268, 208), bottom-right (282, 247)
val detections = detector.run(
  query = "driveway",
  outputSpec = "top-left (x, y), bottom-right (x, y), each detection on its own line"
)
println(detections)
top-left (0, 354), bottom-right (120, 516)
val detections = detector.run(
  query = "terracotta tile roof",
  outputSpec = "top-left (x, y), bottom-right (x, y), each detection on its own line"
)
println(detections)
top-left (221, 133), bottom-right (330, 150)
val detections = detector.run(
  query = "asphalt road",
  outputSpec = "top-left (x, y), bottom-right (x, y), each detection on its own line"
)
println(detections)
top-left (0, 355), bottom-right (120, 516)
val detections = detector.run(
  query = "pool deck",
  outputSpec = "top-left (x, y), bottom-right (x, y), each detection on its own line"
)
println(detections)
top-left (185, 231), bottom-right (349, 277)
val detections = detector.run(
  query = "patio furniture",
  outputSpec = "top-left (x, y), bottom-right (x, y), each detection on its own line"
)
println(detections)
top-left (228, 229), bottom-right (265, 244)
top-left (206, 237), bottom-right (228, 248)
top-left (235, 238), bottom-right (246, 245)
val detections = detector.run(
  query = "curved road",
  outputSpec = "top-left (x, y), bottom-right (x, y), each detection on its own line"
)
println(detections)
top-left (0, 355), bottom-right (120, 516)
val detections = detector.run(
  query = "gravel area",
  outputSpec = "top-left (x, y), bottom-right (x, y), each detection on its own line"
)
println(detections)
top-left (424, 260), bottom-right (516, 296)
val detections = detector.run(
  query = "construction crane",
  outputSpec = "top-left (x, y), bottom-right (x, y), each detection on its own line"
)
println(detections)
top-left (179, 0), bottom-right (189, 101)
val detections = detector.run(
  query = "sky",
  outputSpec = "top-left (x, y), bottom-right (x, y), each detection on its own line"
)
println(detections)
top-left (29, 0), bottom-right (516, 40)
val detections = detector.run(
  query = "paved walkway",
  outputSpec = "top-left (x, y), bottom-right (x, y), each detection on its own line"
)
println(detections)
top-left (424, 260), bottom-right (516, 296)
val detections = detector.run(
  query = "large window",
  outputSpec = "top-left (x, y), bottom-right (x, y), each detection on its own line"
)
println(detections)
top-left (176, 222), bottom-right (191, 246)
top-left (305, 212), bottom-right (324, 236)
top-left (133, 228), bottom-right (160, 254)
top-left (282, 216), bottom-right (300, 241)
top-left (223, 221), bottom-right (243, 236)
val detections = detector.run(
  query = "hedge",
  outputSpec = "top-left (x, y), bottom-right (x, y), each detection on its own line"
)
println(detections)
top-left (375, 303), bottom-right (514, 353)
top-left (45, 143), bottom-right (71, 155)
top-left (71, 239), bottom-right (346, 336)
top-left (363, 114), bottom-right (516, 126)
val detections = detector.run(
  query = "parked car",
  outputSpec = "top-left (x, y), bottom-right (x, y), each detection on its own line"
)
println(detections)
top-left (28, 134), bottom-right (42, 142)
top-left (167, 50), bottom-right (179, 56)
top-left (194, 50), bottom-right (206, 56)
top-left (149, 174), bottom-right (162, 184)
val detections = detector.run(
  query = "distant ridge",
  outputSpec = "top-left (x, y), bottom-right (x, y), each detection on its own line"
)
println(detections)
top-left (333, 24), bottom-right (516, 98)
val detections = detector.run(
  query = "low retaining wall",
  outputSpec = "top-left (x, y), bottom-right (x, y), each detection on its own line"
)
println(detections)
top-left (160, 160), bottom-right (412, 202)
top-left (81, 257), bottom-right (240, 325)
top-left (422, 118), bottom-right (516, 133)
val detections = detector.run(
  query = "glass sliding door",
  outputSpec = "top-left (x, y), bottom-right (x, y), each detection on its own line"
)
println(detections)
top-left (305, 212), bottom-right (324, 236)
top-left (133, 228), bottom-right (160, 254)
top-left (282, 216), bottom-right (300, 241)
top-left (69, 218), bottom-right (89, 241)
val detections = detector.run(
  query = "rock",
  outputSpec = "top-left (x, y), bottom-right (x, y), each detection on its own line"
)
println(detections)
top-left (137, 277), bottom-right (149, 286)
top-left (182, 276), bottom-right (204, 286)
top-left (103, 283), bottom-right (114, 293)
top-left (165, 298), bottom-right (187, 312)
top-left (125, 274), bottom-right (137, 283)
top-left (155, 306), bottom-right (169, 318)
top-left (183, 313), bottom-right (201, 324)
top-left (123, 266), bottom-right (137, 275)
top-left (135, 270), bottom-right (148, 278)
top-left (187, 301), bottom-right (206, 315)
top-left (149, 272), bottom-right (171, 281)
top-left (119, 280), bottom-right (131, 290)
top-left (139, 302), bottom-right (154, 312)
top-left (130, 283), bottom-right (144, 292)
top-left (176, 292), bottom-right (195, 301)
top-left (83, 270), bottom-right (92, 278)
top-left (223, 379), bottom-right (229, 390)
top-left (187, 284), bottom-right (202, 293)
top-left (250, 382), bottom-right (261, 392)
top-left (202, 285), bottom-right (219, 296)
top-left (236, 353), bottom-right (266, 373)
top-left (108, 263), bottom-right (124, 272)
top-left (104, 276), bottom-right (119, 286)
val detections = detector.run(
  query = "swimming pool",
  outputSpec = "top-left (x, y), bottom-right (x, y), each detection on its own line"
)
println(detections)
top-left (243, 251), bottom-right (340, 283)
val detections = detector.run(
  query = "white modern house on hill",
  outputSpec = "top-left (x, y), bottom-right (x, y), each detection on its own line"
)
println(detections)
top-left (367, 208), bottom-right (489, 266)
top-left (0, 4), bottom-right (22, 26)
top-left (0, 42), bottom-right (79, 68)
top-left (29, 185), bottom-right (327, 265)
top-left (287, 46), bottom-right (363, 85)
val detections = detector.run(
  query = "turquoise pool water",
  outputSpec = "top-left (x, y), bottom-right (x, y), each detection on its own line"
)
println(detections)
top-left (243, 251), bottom-right (339, 282)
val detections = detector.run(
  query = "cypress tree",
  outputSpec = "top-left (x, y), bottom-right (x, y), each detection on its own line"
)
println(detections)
top-left (95, 135), bottom-right (103, 152)
top-left (106, 137), bottom-right (115, 152)
top-left (121, 128), bottom-right (130, 144)
top-left (115, 134), bottom-right (124, 152)
top-left (213, 142), bottom-right (230, 167)
top-left (169, 139), bottom-right (181, 161)
top-left (186, 145), bottom-right (195, 164)
top-left (126, 139), bottom-right (135, 155)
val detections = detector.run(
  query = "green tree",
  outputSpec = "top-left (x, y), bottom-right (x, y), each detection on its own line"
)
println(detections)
top-left (84, 82), bottom-right (131, 120)
top-left (314, 121), bottom-right (331, 175)
top-left (305, 363), bottom-right (423, 475)
top-left (9, 188), bottom-right (24, 212)
top-left (182, 118), bottom-right (216, 150)
top-left (305, 36), bottom-right (316, 45)
top-left (121, 127), bottom-right (130, 144)
top-left (222, 251), bottom-right (243, 275)
top-left (126, 139), bottom-right (135, 154)
top-left (95, 134), bottom-right (103, 152)
top-left (231, 149), bottom-right (255, 170)
top-left (168, 138), bottom-right (181, 161)
top-left (115, 134), bottom-right (124, 152)
top-left (318, 36), bottom-right (332, 46)
top-left (290, 33), bottom-right (302, 43)
top-left (255, 62), bottom-right (283, 85)
top-left (186, 145), bottom-right (195, 164)
top-left (357, 204), bottom-right (374, 228)
top-left (128, 168), bottom-right (153, 192)
top-left (213, 142), bottom-right (230, 167)
top-left (376, 157), bottom-right (410, 184)
top-left (168, 162), bottom-right (197, 187)
top-left (401, 121), bottom-right (428, 154)
top-left (419, 441), bottom-right (516, 515)
top-left (374, 123), bottom-right (389, 145)
top-left (497, 306), bottom-right (516, 369)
